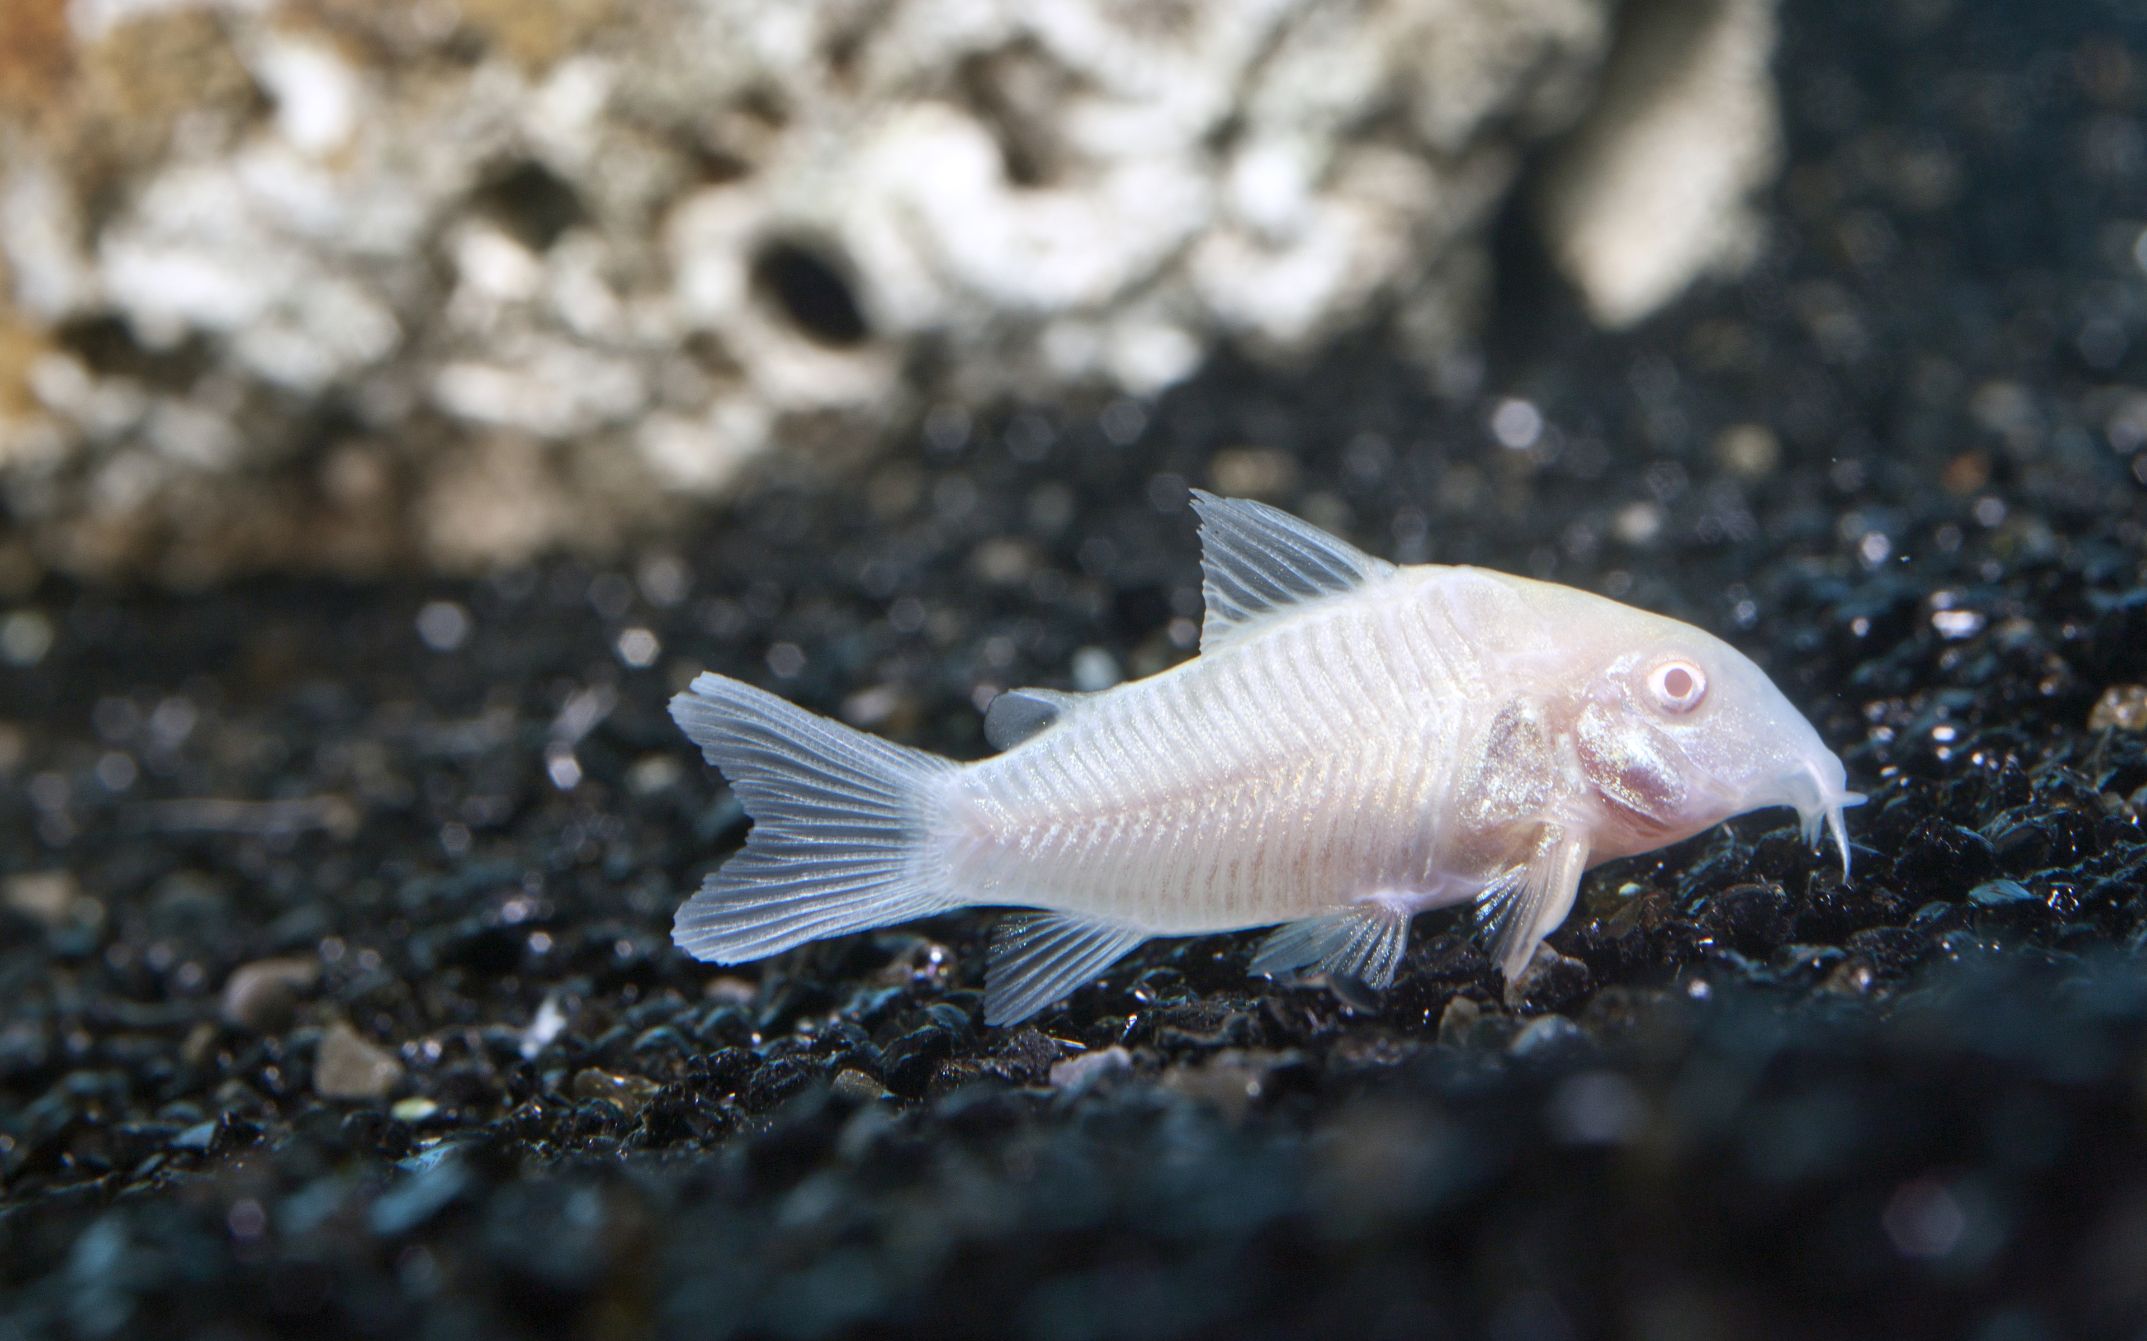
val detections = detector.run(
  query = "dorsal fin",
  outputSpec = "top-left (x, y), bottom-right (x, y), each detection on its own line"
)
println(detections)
top-left (1190, 490), bottom-right (1394, 652)
top-left (983, 687), bottom-right (1089, 751)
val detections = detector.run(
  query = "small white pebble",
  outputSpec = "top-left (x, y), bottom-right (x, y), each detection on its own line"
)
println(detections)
top-left (1049, 1045), bottom-right (1132, 1093)
top-left (1884, 1177), bottom-right (1968, 1260)
top-left (545, 746), bottom-right (583, 791)
top-left (1490, 398), bottom-right (1544, 450)
top-left (520, 993), bottom-right (571, 1061)
top-left (1611, 501), bottom-right (1662, 546)
top-left (0, 611), bottom-right (53, 668)
top-left (4, 871), bottom-right (81, 927)
top-left (416, 601), bottom-right (470, 652)
top-left (1070, 647), bottom-right (1121, 692)
top-left (638, 555), bottom-right (691, 607)
top-left (1931, 608), bottom-right (1984, 640)
top-left (315, 1022), bottom-right (405, 1101)
top-left (615, 627), bottom-right (661, 668)
top-left (94, 752), bottom-right (138, 793)
top-left (625, 753), bottom-right (684, 796)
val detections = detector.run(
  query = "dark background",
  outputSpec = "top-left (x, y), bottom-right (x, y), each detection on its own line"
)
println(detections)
top-left (5, 3), bottom-right (2147, 1338)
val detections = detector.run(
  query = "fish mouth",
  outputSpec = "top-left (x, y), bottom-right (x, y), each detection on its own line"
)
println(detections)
top-left (1743, 759), bottom-right (1866, 879)
top-left (1797, 790), bottom-right (1867, 878)
top-left (1787, 760), bottom-right (1867, 879)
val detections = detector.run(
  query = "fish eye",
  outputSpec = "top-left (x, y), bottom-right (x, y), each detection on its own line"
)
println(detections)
top-left (1646, 658), bottom-right (1708, 713)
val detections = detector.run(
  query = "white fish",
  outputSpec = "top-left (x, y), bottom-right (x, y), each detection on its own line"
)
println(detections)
top-left (671, 491), bottom-right (1864, 1025)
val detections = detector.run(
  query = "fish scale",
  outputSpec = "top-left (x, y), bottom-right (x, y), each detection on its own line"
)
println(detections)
top-left (948, 600), bottom-right (1457, 933)
top-left (668, 490), bottom-right (1863, 1026)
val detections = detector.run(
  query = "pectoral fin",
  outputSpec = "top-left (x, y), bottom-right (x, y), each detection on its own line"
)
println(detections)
top-left (1250, 901), bottom-right (1413, 991)
top-left (1474, 824), bottom-right (1590, 982)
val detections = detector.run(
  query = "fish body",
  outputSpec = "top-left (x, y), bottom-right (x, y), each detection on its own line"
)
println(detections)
top-left (671, 491), bottom-right (1862, 1025)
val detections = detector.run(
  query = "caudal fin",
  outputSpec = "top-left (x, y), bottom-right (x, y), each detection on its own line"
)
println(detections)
top-left (669, 673), bottom-right (960, 963)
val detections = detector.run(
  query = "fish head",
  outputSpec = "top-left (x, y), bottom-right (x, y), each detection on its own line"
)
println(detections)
top-left (1566, 619), bottom-right (1864, 874)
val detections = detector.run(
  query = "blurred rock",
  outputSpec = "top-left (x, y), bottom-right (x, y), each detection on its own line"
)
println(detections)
top-left (2, 870), bottom-right (82, 927)
top-left (1506, 1012), bottom-right (1588, 1058)
top-left (2089, 685), bottom-right (2147, 731)
top-left (1536, 0), bottom-right (1779, 327)
top-left (315, 1021), bottom-right (405, 1100)
top-left (569, 1066), bottom-right (659, 1115)
top-left (1048, 1044), bottom-right (1132, 1094)
top-left (219, 956), bottom-right (321, 1032)
top-left (0, 0), bottom-right (1776, 581)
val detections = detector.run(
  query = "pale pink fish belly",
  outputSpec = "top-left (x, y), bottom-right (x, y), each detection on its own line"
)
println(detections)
top-left (944, 593), bottom-right (1472, 933)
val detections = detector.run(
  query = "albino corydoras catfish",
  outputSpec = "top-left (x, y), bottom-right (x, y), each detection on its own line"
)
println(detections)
top-left (670, 491), bottom-right (1864, 1025)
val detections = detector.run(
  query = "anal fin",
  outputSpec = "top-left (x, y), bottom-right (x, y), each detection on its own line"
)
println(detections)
top-left (1249, 901), bottom-right (1414, 992)
top-left (1475, 824), bottom-right (1590, 982)
top-left (985, 912), bottom-right (1147, 1027)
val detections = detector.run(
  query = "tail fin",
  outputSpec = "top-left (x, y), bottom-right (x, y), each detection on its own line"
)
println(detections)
top-left (668, 672), bottom-right (960, 963)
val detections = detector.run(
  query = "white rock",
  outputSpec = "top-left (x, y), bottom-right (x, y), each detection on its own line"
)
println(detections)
top-left (1537, 0), bottom-right (1781, 328)
top-left (246, 30), bottom-right (362, 156)
top-left (3, 0), bottom-right (1781, 579)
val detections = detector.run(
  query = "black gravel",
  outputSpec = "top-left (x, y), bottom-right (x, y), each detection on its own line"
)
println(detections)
top-left (5, 3), bottom-right (2147, 1338)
